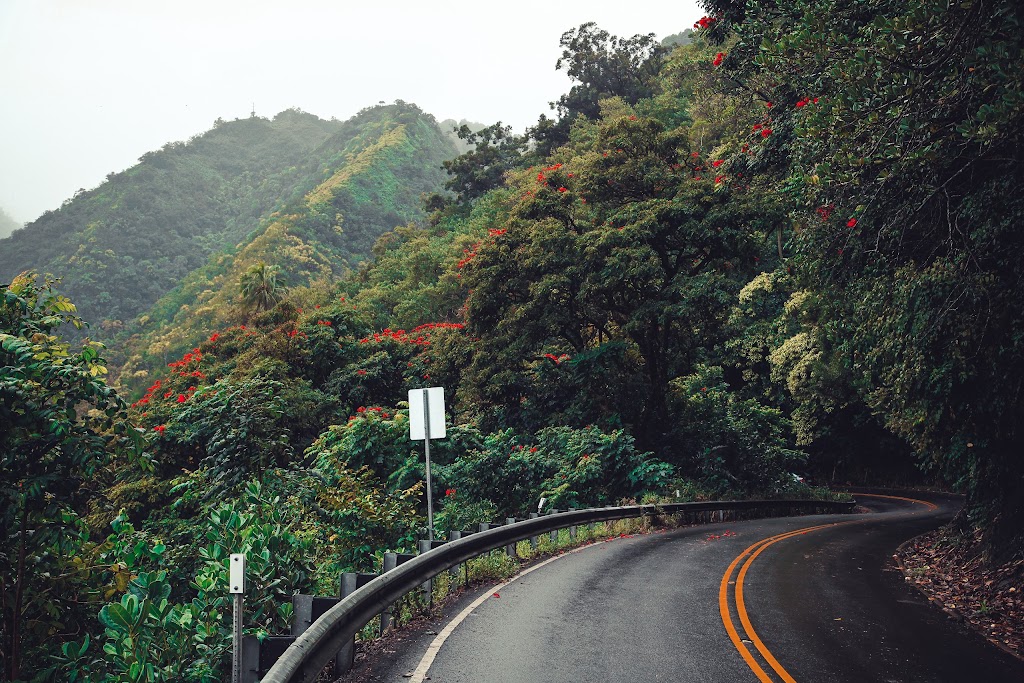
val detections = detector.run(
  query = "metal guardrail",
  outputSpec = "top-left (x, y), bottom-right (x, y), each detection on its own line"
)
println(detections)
top-left (262, 498), bottom-right (855, 682)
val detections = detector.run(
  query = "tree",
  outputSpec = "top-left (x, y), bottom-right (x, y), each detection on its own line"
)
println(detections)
top-left (238, 261), bottom-right (287, 314)
top-left (440, 123), bottom-right (528, 204)
top-left (531, 23), bottom-right (668, 155)
top-left (0, 273), bottom-right (139, 680)
top-left (463, 113), bottom-right (783, 446)
top-left (702, 0), bottom-right (1024, 556)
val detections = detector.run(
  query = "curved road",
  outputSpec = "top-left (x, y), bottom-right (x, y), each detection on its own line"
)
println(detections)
top-left (359, 493), bottom-right (1024, 682)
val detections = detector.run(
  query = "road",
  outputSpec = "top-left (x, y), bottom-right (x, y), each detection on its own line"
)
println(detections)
top-left (356, 493), bottom-right (1024, 682)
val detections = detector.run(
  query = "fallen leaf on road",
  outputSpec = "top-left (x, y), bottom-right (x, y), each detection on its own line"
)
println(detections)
top-left (492, 592), bottom-right (500, 598)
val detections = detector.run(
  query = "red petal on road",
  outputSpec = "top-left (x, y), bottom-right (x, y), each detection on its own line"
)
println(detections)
top-left (492, 592), bottom-right (500, 598)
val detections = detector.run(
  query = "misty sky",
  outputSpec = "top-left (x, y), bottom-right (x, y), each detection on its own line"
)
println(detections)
top-left (0, 0), bottom-right (703, 224)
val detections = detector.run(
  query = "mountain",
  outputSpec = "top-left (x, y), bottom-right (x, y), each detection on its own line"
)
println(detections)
top-left (0, 104), bottom-right (458, 338)
top-left (0, 207), bottom-right (20, 239)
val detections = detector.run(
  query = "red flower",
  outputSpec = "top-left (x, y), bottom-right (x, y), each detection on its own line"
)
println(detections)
top-left (356, 406), bottom-right (366, 413)
top-left (153, 425), bottom-right (166, 433)
top-left (712, 160), bottom-right (724, 168)
top-left (761, 128), bottom-right (773, 138)
top-left (557, 186), bottom-right (568, 193)
top-left (445, 488), bottom-right (456, 497)
top-left (357, 369), bottom-right (367, 375)
top-left (209, 333), bottom-right (219, 342)
top-left (177, 394), bottom-right (186, 403)
top-left (847, 217), bottom-right (858, 228)
top-left (713, 52), bottom-right (725, 66)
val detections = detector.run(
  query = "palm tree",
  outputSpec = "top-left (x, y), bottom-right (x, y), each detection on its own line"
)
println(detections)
top-left (239, 261), bottom-right (287, 314)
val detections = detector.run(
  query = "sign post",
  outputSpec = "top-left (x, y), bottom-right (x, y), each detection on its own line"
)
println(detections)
top-left (230, 553), bottom-right (245, 683)
top-left (409, 387), bottom-right (446, 541)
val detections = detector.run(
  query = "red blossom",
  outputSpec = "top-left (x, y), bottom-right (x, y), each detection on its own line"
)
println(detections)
top-left (445, 488), bottom-right (456, 497)
top-left (153, 425), bottom-right (166, 433)
top-left (847, 217), bottom-right (858, 228)
top-left (712, 160), bottom-right (724, 168)
top-left (209, 333), bottom-right (220, 342)
top-left (557, 186), bottom-right (568, 193)
top-left (713, 52), bottom-right (725, 66)
top-left (177, 394), bottom-right (186, 403)
top-left (357, 369), bottom-right (367, 375)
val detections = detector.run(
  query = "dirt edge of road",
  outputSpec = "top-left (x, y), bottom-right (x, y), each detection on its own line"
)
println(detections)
top-left (895, 527), bottom-right (1023, 661)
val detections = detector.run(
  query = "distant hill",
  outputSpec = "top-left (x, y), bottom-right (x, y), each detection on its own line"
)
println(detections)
top-left (438, 118), bottom-right (489, 153)
top-left (0, 207), bottom-right (20, 239)
top-left (0, 104), bottom-right (458, 339)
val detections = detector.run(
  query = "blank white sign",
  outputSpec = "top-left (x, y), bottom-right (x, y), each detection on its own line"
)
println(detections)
top-left (409, 387), bottom-right (446, 440)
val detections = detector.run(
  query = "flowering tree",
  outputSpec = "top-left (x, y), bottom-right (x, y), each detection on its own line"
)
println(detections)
top-left (701, 0), bottom-right (1024, 556)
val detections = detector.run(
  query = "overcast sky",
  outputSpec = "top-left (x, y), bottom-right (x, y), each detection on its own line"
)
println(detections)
top-left (0, 0), bottom-right (703, 224)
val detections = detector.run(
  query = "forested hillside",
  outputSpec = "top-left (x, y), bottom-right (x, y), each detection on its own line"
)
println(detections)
top-left (0, 104), bottom-right (457, 340)
top-left (2, 3), bottom-right (1022, 680)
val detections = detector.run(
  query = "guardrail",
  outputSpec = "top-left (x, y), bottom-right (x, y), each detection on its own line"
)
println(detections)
top-left (262, 498), bottom-right (855, 682)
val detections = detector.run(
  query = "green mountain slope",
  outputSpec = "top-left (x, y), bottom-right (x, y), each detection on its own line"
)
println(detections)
top-left (116, 102), bottom-right (458, 384)
top-left (0, 104), bottom-right (456, 337)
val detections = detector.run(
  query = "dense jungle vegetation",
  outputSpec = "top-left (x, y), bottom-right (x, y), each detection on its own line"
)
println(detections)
top-left (2, 1), bottom-right (1022, 680)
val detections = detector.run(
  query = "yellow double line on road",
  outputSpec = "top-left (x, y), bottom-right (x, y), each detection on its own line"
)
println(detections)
top-left (718, 523), bottom-right (844, 682)
top-left (718, 493), bottom-right (937, 682)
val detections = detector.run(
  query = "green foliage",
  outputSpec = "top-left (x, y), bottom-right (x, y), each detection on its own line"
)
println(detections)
top-left (705, 0), bottom-right (1024, 554)
top-left (439, 122), bottom-right (528, 204)
top-left (463, 110), bottom-right (782, 443)
top-left (238, 261), bottom-right (287, 314)
top-left (0, 274), bottom-right (141, 681)
top-left (668, 365), bottom-right (804, 494)
top-left (0, 111), bottom-right (345, 336)
top-left (436, 426), bottom-right (674, 515)
top-left (532, 22), bottom-right (668, 155)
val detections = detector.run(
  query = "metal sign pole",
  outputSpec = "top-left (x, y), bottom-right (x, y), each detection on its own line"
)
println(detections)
top-left (423, 390), bottom-right (434, 541)
top-left (230, 553), bottom-right (245, 683)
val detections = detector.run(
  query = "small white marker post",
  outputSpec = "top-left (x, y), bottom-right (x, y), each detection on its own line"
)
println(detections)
top-left (409, 387), bottom-right (446, 541)
top-left (230, 553), bottom-right (245, 683)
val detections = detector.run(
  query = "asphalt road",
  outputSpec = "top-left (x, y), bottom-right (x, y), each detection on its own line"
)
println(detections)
top-left (361, 493), bottom-right (1024, 682)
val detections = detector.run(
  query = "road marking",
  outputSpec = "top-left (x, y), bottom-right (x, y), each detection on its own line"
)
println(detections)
top-left (719, 524), bottom-right (837, 682)
top-left (406, 537), bottom-right (628, 682)
top-left (852, 492), bottom-right (938, 510)
top-left (720, 492), bottom-right (937, 681)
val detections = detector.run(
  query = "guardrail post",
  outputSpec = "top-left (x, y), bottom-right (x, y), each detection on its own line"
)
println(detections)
top-left (528, 513), bottom-right (539, 549)
top-left (568, 507), bottom-right (577, 541)
top-left (381, 553), bottom-right (397, 634)
top-left (549, 509), bottom-right (560, 544)
top-left (418, 539), bottom-right (433, 607)
top-left (338, 573), bottom-right (377, 673)
top-left (505, 518), bottom-right (517, 557)
top-left (448, 530), bottom-right (463, 581)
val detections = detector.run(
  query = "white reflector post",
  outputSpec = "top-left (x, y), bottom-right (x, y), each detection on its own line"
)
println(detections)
top-left (408, 387), bottom-right (446, 440)
top-left (229, 553), bottom-right (245, 594)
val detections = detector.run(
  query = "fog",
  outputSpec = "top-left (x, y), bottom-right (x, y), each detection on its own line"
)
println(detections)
top-left (0, 0), bottom-right (702, 223)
